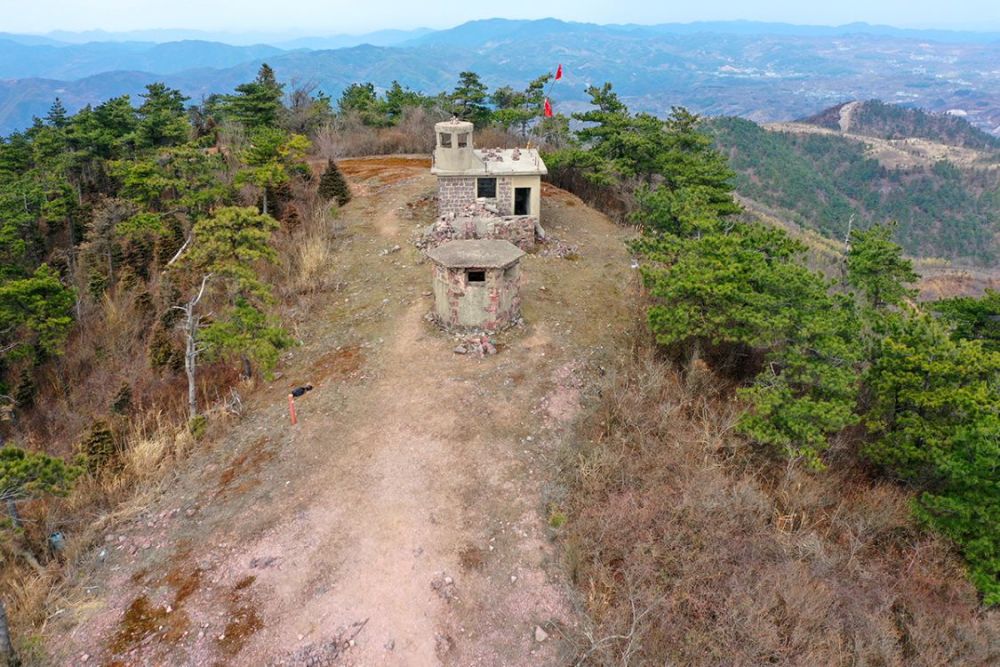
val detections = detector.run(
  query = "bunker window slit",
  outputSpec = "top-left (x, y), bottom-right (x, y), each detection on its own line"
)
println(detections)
top-left (467, 270), bottom-right (486, 283)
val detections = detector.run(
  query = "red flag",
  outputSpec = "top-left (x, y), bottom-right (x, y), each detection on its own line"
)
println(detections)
top-left (555, 64), bottom-right (563, 80)
top-left (544, 98), bottom-right (553, 117)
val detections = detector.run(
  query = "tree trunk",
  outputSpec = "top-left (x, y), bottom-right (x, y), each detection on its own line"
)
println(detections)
top-left (0, 599), bottom-right (20, 667)
top-left (179, 274), bottom-right (211, 420)
top-left (5, 498), bottom-right (21, 531)
top-left (241, 355), bottom-right (253, 380)
top-left (262, 187), bottom-right (269, 216)
top-left (184, 302), bottom-right (198, 419)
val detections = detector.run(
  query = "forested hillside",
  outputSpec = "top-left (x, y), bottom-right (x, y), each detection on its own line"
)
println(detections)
top-left (543, 86), bottom-right (999, 661)
top-left (802, 100), bottom-right (1000, 150)
top-left (708, 116), bottom-right (1000, 263)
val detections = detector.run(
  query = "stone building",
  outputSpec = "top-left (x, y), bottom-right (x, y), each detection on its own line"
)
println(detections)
top-left (431, 118), bottom-right (547, 248)
top-left (425, 239), bottom-right (525, 331)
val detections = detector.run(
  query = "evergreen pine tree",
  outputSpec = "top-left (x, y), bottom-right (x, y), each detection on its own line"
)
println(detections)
top-left (318, 159), bottom-right (352, 206)
top-left (45, 98), bottom-right (68, 129)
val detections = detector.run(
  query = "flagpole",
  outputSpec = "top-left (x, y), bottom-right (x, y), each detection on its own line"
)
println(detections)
top-left (530, 64), bottom-right (562, 149)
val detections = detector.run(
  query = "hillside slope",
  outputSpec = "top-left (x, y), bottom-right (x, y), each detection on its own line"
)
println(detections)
top-left (709, 116), bottom-right (1000, 264)
top-left (48, 158), bottom-right (636, 665)
top-left (801, 100), bottom-right (1000, 151)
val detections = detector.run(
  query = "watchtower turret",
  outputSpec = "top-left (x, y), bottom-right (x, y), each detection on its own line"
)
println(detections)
top-left (432, 118), bottom-right (479, 173)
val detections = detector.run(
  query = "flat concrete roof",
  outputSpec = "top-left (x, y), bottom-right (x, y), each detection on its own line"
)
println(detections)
top-left (426, 239), bottom-right (525, 269)
top-left (431, 148), bottom-right (548, 176)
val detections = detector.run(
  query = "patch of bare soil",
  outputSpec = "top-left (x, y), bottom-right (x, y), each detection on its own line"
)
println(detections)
top-left (49, 156), bottom-right (636, 665)
top-left (765, 121), bottom-right (1000, 170)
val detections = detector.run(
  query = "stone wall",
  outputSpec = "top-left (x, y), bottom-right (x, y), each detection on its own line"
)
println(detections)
top-left (421, 215), bottom-right (537, 252)
top-left (496, 177), bottom-right (513, 215)
top-left (437, 175), bottom-right (515, 217)
top-left (437, 176), bottom-right (476, 217)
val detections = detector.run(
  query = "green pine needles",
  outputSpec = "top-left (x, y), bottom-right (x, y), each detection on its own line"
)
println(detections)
top-left (317, 159), bottom-right (352, 207)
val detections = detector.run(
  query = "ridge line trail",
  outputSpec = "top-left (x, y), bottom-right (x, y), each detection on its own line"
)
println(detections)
top-left (55, 157), bottom-right (635, 666)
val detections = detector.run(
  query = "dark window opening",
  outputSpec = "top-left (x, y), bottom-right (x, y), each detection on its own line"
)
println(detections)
top-left (514, 187), bottom-right (531, 215)
top-left (439, 132), bottom-right (452, 148)
top-left (467, 270), bottom-right (486, 283)
top-left (477, 177), bottom-right (497, 198)
top-left (457, 132), bottom-right (469, 148)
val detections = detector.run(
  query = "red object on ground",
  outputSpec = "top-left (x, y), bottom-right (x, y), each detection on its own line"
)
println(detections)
top-left (288, 394), bottom-right (298, 425)
top-left (555, 64), bottom-right (563, 80)
top-left (544, 98), bottom-right (553, 117)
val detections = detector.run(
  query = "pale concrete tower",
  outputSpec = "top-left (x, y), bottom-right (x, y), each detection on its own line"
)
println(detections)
top-left (432, 118), bottom-right (480, 173)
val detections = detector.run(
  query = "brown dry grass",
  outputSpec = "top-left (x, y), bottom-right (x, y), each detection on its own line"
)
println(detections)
top-left (560, 331), bottom-right (998, 665)
top-left (312, 107), bottom-right (445, 158)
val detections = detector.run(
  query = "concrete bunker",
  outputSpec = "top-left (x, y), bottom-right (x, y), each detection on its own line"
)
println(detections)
top-left (426, 239), bottom-right (525, 331)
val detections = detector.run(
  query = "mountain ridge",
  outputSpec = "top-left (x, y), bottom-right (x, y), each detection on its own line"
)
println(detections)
top-left (0, 18), bottom-right (998, 135)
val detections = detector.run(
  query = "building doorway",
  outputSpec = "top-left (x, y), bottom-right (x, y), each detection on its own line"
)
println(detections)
top-left (514, 187), bottom-right (531, 215)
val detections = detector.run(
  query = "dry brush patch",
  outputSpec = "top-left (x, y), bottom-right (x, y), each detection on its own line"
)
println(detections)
top-left (560, 337), bottom-right (998, 665)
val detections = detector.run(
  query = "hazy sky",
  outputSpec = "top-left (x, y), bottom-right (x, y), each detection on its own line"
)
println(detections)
top-left (2, 0), bottom-right (998, 34)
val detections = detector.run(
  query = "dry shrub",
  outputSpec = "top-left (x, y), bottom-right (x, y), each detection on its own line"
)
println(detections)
top-left (312, 107), bottom-right (447, 158)
top-left (562, 335), bottom-right (998, 665)
top-left (269, 178), bottom-right (342, 298)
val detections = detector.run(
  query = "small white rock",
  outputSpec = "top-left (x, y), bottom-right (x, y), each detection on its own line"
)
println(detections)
top-left (535, 626), bottom-right (549, 642)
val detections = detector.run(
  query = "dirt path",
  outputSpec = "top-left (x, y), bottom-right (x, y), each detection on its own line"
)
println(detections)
top-left (838, 100), bottom-right (860, 133)
top-left (52, 158), bottom-right (635, 666)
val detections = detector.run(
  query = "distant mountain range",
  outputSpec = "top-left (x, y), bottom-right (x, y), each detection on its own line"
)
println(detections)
top-left (1, 18), bottom-right (998, 136)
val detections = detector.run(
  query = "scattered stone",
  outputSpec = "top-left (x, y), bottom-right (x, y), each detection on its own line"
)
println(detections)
top-left (535, 626), bottom-right (549, 642)
top-left (250, 556), bottom-right (279, 569)
top-left (539, 238), bottom-right (579, 259)
top-left (435, 633), bottom-right (454, 657)
top-left (453, 345), bottom-right (467, 355)
top-left (430, 573), bottom-right (457, 602)
top-left (80, 655), bottom-right (89, 663)
top-left (510, 575), bottom-right (517, 583)
top-left (379, 244), bottom-right (402, 256)
top-left (385, 638), bottom-right (395, 651)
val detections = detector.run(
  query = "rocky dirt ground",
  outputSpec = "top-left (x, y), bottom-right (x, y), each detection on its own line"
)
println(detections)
top-left (49, 157), bottom-right (636, 665)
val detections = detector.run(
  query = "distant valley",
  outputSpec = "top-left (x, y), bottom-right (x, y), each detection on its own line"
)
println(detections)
top-left (1, 18), bottom-right (998, 136)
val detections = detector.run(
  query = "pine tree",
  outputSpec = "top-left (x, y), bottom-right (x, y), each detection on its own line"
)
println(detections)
top-left (45, 98), bottom-right (68, 129)
top-left (225, 64), bottom-right (285, 129)
top-left (317, 159), bottom-right (351, 206)
top-left (450, 71), bottom-right (490, 127)
top-left (173, 207), bottom-right (282, 417)
top-left (0, 445), bottom-right (81, 529)
top-left (846, 222), bottom-right (918, 310)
